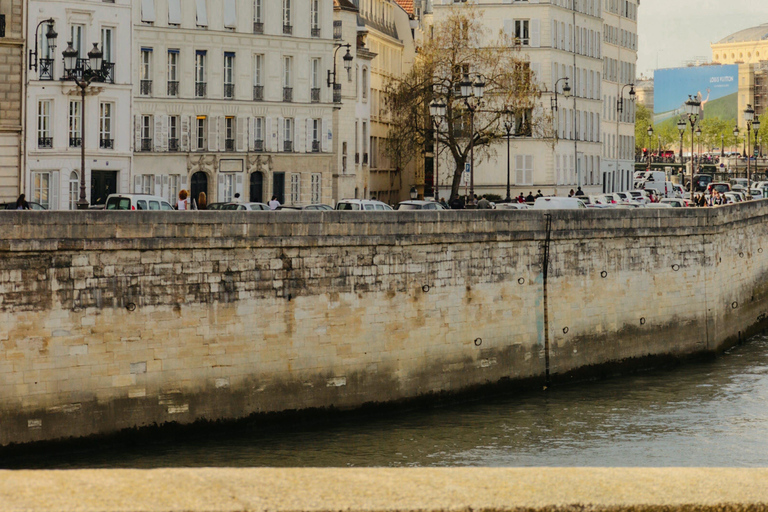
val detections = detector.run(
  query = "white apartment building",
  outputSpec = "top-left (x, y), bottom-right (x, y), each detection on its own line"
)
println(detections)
top-left (132, 0), bottom-right (337, 207)
top-left (25, 0), bottom-right (133, 209)
top-left (600, 0), bottom-right (638, 192)
top-left (431, 0), bottom-right (619, 197)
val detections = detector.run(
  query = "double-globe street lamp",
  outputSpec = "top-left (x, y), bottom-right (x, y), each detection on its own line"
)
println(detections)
top-left (677, 118), bottom-right (686, 165)
top-left (459, 73), bottom-right (485, 200)
top-left (429, 98), bottom-right (446, 200)
top-left (684, 95), bottom-right (702, 200)
top-left (62, 41), bottom-right (111, 209)
top-left (502, 109), bottom-right (516, 202)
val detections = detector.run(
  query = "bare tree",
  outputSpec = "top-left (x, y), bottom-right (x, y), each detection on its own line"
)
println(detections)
top-left (384, 5), bottom-right (546, 200)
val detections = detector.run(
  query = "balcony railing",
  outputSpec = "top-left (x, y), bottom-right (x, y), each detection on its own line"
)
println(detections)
top-left (140, 80), bottom-right (152, 96)
top-left (333, 21), bottom-right (342, 40)
top-left (69, 137), bottom-right (82, 148)
top-left (283, 24), bottom-right (292, 35)
top-left (311, 87), bottom-right (320, 103)
top-left (102, 62), bottom-right (115, 84)
top-left (253, 21), bottom-right (264, 34)
top-left (311, 27), bottom-right (321, 38)
top-left (195, 82), bottom-right (207, 98)
top-left (38, 137), bottom-right (53, 149)
top-left (140, 138), bottom-right (152, 152)
top-left (100, 138), bottom-right (114, 149)
top-left (284, 140), bottom-right (294, 152)
top-left (254, 139), bottom-right (264, 152)
top-left (39, 58), bottom-right (54, 80)
top-left (224, 83), bottom-right (235, 99)
top-left (253, 85), bottom-right (264, 101)
top-left (168, 138), bottom-right (179, 152)
top-left (363, 153), bottom-right (369, 165)
top-left (167, 81), bottom-right (179, 96)
top-left (312, 140), bottom-right (320, 153)
top-left (225, 139), bottom-right (235, 152)
top-left (333, 83), bottom-right (342, 103)
top-left (283, 87), bottom-right (293, 102)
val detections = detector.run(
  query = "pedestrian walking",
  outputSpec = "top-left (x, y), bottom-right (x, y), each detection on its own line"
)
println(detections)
top-left (176, 190), bottom-right (189, 210)
top-left (15, 194), bottom-right (30, 210)
top-left (198, 191), bottom-right (207, 210)
top-left (575, 186), bottom-right (584, 196)
top-left (268, 196), bottom-right (281, 210)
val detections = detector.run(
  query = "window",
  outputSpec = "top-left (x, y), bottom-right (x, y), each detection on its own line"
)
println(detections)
top-left (140, 48), bottom-right (152, 95)
top-left (222, 174), bottom-right (236, 202)
top-left (196, 116), bottom-right (206, 150)
top-left (70, 24), bottom-right (84, 58)
top-left (225, 117), bottom-right (235, 151)
top-left (362, 68), bottom-right (368, 100)
top-left (362, 121), bottom-right (368, 164)
top-left (167, 50), bottom-right (179, 96)
top-left (169, 116), bottom-right (180, 151)
top-left (69, 101), bottom-right (82, 148)
top-left (290, 173), bottom-right (300, 204)
top-left (310, 0), bottom-right (320, 37)
top-left (99, 103), bottom-right (113, 149)
top-left (311, 173), bottom-right (321, 204)
top-left (284, 118), bottom-right (294, 152)
top-left (311, 58), bottom-right (320, 103)
top-left (282, 0), bottom-right (292, 34)
top-left (101, 27), bottom-right (114, 82)
top-left (515, 20), bottom-right (530, 45)
top-left (32, 171), bottom-right (53, 209)
top-left (141, 115), bottom-right (153, 151)
top-left (253, 0), bottom-right (263, 33)
top-left (311, 119), bottom-right (320, 152)
top-left (515, 155), bottom-right (533, 185)
top-left (253, 54), bottom-right (264, 100)
top-left (283, 56), bottom-right (293, 102)
top-left (195, 50), bottom-right (207, 97)
top-left (254, 117), bottom-right (264, 151)
top-left (37, 100), bottom-right (52, 148)
top-left (141, 175), bottom-right (153, 195)
top-left (69, 171), bottom-right (79, 210)
top-left (224, 52), bottom-right (235, 99)
top-left (168, 174), bottom-right (180, 204)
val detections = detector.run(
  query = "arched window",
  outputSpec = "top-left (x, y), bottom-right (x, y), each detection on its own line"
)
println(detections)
top-left (69, 171), bottom-right (79, 210)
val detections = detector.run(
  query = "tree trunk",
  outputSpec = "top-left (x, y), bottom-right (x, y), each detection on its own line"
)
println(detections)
top-left (450, 158), bottom-right (466, 201)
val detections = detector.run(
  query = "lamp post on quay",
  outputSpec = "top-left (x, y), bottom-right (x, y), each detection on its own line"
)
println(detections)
top-left (429, 98), bottom-right (446, 200)
top-left (684, 95), bottom-right (701, 201)
top-left (677, 118), bottom-right (686, 165)
top-left (695, 125), bottom-right (702, 170)
top-left (503, 109), bottom-right (516, 202)
top-left (743, 104), bottom-right (760, 187)
top-left (646, 125), bottom-right (654, 170)
top-left (62, 41), bottom-right (111, 210)
top-left (459, 73), bottom-right (485, 200)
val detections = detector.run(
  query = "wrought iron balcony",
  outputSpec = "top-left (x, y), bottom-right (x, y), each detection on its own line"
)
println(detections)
top-left (311, 27), bottom-right (321, 38)
top-left (283, 87), bottom-right (293, 103)
top-left (224, 83), bottom-right (235, 99)
top-left (253, 85), bottom-right (264, 101)
top-left (102, 62), bottom-right (115, 84)
top-left (225, 139), bottom-right (235, 152)
top-left (168, 138), bottom-right (179, 152)
top-left (283, 24), bottom-right (292, 35)
top-left (69, 137), bottom-right (82, 148)
top-left (333, 21), bottom-right (342, 40)
top-left (312, 140), bottom-right (320, 153)
top-left (253, 21), bottom-right (264, 34)
top-left (37, 137), bottom-right (53, 149)
top-left (195, 82), bottom-right (207, 98)
top-left (167, 81), bottom-right (179, 96)
top-left (254, 139), bottom-right (264, 152)
top-left (39, 58), bottom-right (54, 80)
top-left (140, 138), bottom-right (152, 152)
top-left (311, 87), bottom-right (321, 103)
top-left (333, 83), bottom-right (342, 103)
top-left (284, 140), bottom-right (294, 152)
top-left (140, 80), bottom-right (152, 96)
top-left (99, 138), bottom-right (114, 149)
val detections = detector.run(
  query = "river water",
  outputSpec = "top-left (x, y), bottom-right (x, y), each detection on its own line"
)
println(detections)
top-left (5, 335), bottom-right (768, 469)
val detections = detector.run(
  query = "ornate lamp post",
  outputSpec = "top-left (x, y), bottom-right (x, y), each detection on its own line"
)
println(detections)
top-left (429, 98), bottom-right (446, 200)
top-left (677, 118), bottom-right (686, 165)
top-left (684, 95), bottom-right (701, 200)
top-left (616, 84), bottom-right (636, 190)
top-left (695, 125), bottom-right (702, 171)
top-left (327, 43), bottom-right (353, 103)
top-left (459, 73), bottom-right (485, 200)
top-left (646, 125), bottom-right (654, 170)
top-left (28, 19), bottom-right (57, 73)
top-left (503, 109), bottom-right (516, 202)
top-left (743, 104), bottom-right (760, 187)
top-left (550, 77), bottom-right (571, 113)
top-left (62, 41), bottom-right (110, 210)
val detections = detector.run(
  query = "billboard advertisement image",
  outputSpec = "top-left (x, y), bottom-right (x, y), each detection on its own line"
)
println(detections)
top-left (653, 64), bottom-right (739, 129)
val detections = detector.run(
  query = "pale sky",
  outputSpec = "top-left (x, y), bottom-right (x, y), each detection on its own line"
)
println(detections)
top-left (637, 0), bottom-right (768, 78)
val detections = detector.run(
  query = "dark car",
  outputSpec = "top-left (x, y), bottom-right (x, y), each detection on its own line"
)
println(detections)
top-left (692, 174), bottom-right (713, 192)
top-left (0, 201), bottom-right (47, 210)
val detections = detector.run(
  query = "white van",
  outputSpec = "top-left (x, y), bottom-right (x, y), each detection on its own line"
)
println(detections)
top-left (335, 199), bottom-right (394, 211)
top-left (642, 181), bottom-right (676, 198)
top-left (105, 194), bottom-right (175, 211)
top-left (532, 197), bottom-right (587, 209)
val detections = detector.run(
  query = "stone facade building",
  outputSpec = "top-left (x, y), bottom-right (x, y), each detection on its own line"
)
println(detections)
top-left (132, 0), bottom-right (338, 207)
top-left (25, 0), bottom-right (133, 210)
top-left (0, 0), bottom-right (24, 203)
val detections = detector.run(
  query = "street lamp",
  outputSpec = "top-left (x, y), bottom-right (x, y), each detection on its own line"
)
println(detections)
top-left (429, 98), bottom-right (446, 200)
top-left (409, 187), bottom-right (418, 200)
top-left (327, 43), bottom-right (353, 103)
top-left (63, 41), bottom-right (110, 210)
top-left (503, 109), bottom-right (516, 202)
top-left (551, 77), bottom-right (571, 113)
top-left (743, 104), bottom-right (760, 187)
top-left (616, 83), bottom-right (636, 114)
top-left (677, 118), bottom-right (686, 165)
top-left (616, 84), bottom-right (635, 191)
top-left (684, 95), bottom-right (701, 200)
top-left (28, 19), bottom-right (58, 72)
top-left (695, 125), bottom-right (702, 171)
top-left (459, 73), bottom-right (485, 200)
top-left (647, 125), bottom-right (653, 170)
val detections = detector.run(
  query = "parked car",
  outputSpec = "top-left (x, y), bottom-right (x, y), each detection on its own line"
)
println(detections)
top-left (723, 192), bottom-right (743, 203)
top-left (276, 204), bottom-right (334, 211)
top-left (659, 198), bottom-right (687, 208)
top-left (495, 203), bottom-right (529, 210)
top-left (692, 174), bottom-right (713, 192)
top-left (532, 197), bottom-right (586, 209)
top-left (335, 199), bottom-right (393, 211)
top-left (396, 200), bottom-right (446, 210)
top-left (644, 202), bottom-right (674, 208)
top-left (707, 182), bottom-right (731, 195)
top-left (0, 201), bottom-right (47, 210)
top-left (105, 194), bottom-right (174, 211)
top-left (206, 202), bottom-right (228, 210)
top-left (220, 202), bottom-right (271, 211)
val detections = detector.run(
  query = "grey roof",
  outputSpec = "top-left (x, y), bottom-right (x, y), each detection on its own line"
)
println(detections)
top-left (716, 23), bottom-right (768, 44)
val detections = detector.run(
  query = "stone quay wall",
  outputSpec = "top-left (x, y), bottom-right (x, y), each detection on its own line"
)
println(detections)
top-left (2, 203), bottom-right (768, 446)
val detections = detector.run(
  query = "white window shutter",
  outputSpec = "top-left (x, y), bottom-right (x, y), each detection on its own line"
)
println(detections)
top-left (236, 117), bottom-right (246, 152)
top-left (266, 117), bottom-right (273, 152)
top-left (277, 116), bottom-right (284, 151)
top-left (322, 118), bottom-right (331, 152)
top-left (153, 115), bottom-right (163, 152)
top-left (161, 115), bottom-right (169, 152)
top-left (181, 115), bottom-right (190, 151)
top-left (180, 173), bottom-right (188, 192)
top-left (531, 19), bottom-right (541, 48)
top-left (235, 173), bottom-right (244, 198)
top-left (525, 155), bottom-right (533, 185)
top-left (306, 119), bottom-right (312, 153)
top-left (224, 0), bottom-right (237, 28)
top-left (531, 63), bottom-right (541, 85)
top-left (196, 0), bottom-right (208, 26)
top-left (154, 175), bottom-right (162, 195)
top-left (248, 117), bottom-right (255, 151)
top-left (503, 20), bottom-right (513, 39)
top-left (162, 175), bottom-right (169, 201)
top-left (208, 116), bottom-right (218, 151)
top-left (134, 175), bottom-right (142, 194)
top-left (134, 115), bottom-right (142, 151)
top-left (141, 0), bottom-right (156, 23)
top-left (515, 155), bottom-right (524, 185)
top-left (217, 174), bottom-right (226, 202)
top-left (219, 117), bottom-right (226, 151)
top-left (51, 171), bottom-right (60, 210)
top-left (168, 0), bottom-right (182, 24)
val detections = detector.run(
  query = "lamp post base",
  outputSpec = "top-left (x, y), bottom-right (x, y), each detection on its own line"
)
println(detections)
top-left (76, 200), bottom-right (89, 210)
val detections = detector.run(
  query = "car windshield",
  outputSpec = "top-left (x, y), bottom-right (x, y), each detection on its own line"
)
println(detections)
top-left (397, 204), bottom-right (421, 210)
top-left (713, 184), bottom-right (729, 193)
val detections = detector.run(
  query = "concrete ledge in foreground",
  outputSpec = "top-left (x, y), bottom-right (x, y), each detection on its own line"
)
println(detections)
top-left (1, 468), bottom-right (767, 512)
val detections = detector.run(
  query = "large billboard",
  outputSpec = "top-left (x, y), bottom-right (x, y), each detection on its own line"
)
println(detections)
top-left (653, 65), bottom-right (738, 128)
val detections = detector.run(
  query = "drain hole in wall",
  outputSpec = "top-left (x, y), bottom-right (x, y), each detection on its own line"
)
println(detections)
top-left (672, 264), bottom-right (680, 272)
top-left (422, 285), bottom-right (430, 293)
top-left (732, 302), bottom-right (739, 309)
top-left (562, 327), bottom-right (569, 334)
top-left (739, 252), bottom-right (744, 258)
top-left (600, 271), bottom-right (608, 278)
top-left (474, 338), bottom-right (483, 347)
top-left (126, 303), bottom-right (137, 312)
top-left (518, 278), bottom-right (525, 285)
top-left (640, 317), bottom-right (646, 325)
top-left (759, 248), bottom-right (764, 254)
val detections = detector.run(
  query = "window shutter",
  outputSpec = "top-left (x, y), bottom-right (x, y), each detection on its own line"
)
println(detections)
top-left (236, 117), bottom-right (246, 152)
top-left (503, 20), bottom-right (513, 39)
top-left (277, 116), bottom-right (284, 151)
top-left (235, 173), bottom-right (244, 198)
top-left (153, 115), bottom-right (163, 152)
top-left (196, 0), bottom-right (208, 26)
top-left (160, 115), bottom-right (169, 152)
top-left (224, 0), bottom-right (237, 28)
top-left (531, 63), bottom-right (541, 84)
top-left (266, 117), bottom-right (273, 152)
top-left (515, 155), bottom-right (524, 185)
top-left (306, 118), bottom-right (312, 153)
top-left (141, 0), bottom-right (156, 23)
top-left (525, 155), bottom-right (533, 186)
top-left (134, 115), bottom-right (142, 151)
top-left (155, 175), bottom-right (162, 195)
top-left (168, 0), bottom-right (182, 24)
top-left (248, 117), bottom-right (255, 151)
top-left (217, 174), bottom-right (226, 202)
top-left (181, 115), bottom-right (190, 151)
top-left (134, 175), bottom-right (142, 194)
top-left (180, 173), bottom-right (188, 193)
top-left (322, 118), bottom-right (330, 152)
top-left (530, 19), bottom-right (541, 48)
top-left (208, 116), bottom-right (218, 151)
top-left (51, 171), bottom-right (60, 211)
top-left (219, 117), bottom-right (226, 151)
top-left (162, 175), bottom-right (169, 202)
